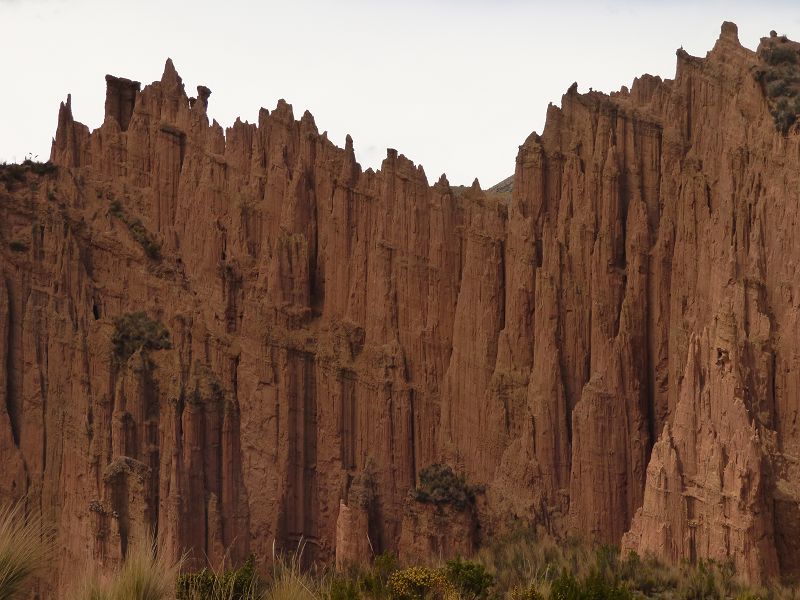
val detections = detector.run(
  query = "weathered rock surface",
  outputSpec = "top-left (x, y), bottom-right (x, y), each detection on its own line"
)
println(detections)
top-left (398, 501), bottom-right (478, 564)
top-left (1, 21), bottom-right (799, 592)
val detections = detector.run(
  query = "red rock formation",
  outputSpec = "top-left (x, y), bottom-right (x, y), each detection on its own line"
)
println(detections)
top-left (1, 20), bottom-right (799, 592)
top-left (397, 501), bottom-right (478, 564)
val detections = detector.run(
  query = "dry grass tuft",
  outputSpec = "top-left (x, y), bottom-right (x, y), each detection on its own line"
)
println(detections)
top-left (267, 544), bottom-right (321, 600)
top-left (72, 533), bottom-right (181, 600)
top-left (0, 502), bottom-right (52, 600)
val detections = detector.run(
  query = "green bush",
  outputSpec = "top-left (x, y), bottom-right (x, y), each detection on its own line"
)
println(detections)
top-left (176, 556), bottom-right (260, 600)
top-left (358, 552), bottom-right (398, 598)
top-left (767, 45), bottom-right (799, 66)
top-left (510, 585), bottom-right (545, 600)
top-left (677, 560), bottom-right (722, 600)
top-left (109, 199), bottom-right (124, 218)
top-left (0, 160), bottom-right (56, 188)
top-left (772, 97), bottom-right (798, 134)
top-left (443, 558), bottom-right (493, 599)
top-left (22, 159), bottom-right (57, 176)
top-left (756, 43), bottom-right (800, 134)
top-left (767, 79), bottom-right (791, 98)
top-left (107, 199), bottom-right (163, 260)
top-left (387, 566), bottom-right (455, 600)
top-left (615, 551), bottom-right (676, 597)
top-left (0, 163), bottom-right (27, 187)
top-left (412, 464), bottom-right (476, 510)
top-left (549, 569), bottom-right (632, 600)
top-left (126, 218), bottom-right (162, 260)
top-left (327, 576), bottom-right (362, 600)
top-left (112, 312), bottom-right (171, 365)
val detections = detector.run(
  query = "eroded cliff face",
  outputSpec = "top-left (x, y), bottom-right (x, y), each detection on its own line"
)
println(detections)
top-left (1, 21), bottom-right (799, 591)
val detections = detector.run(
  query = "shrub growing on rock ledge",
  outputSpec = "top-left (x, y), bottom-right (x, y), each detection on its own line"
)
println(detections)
top-left (112, 311), bottom-right (171, 365)
top-left (108, 198), bottom-right (163, 260)
top-left (411, 464), bottom-right (477, 510)
top-left (0, 159), bottom-right (57, 189)
top-left (755, 38), bottom-right (800, 133)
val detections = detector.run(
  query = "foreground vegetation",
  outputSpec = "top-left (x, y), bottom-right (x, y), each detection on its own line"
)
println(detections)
top-left (1, 501), bottom-right (798, 599)
top-left (0, 503), bottom-right (51, 600)
top-left (109, 532), bottom-right (800, 600)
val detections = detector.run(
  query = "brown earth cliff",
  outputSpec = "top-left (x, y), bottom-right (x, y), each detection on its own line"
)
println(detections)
top-left (1, 22), bottom-right (800, 591)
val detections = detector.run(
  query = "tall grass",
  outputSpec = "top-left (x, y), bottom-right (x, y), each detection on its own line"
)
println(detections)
top-left (177, 555), bottom-right (263, 600)
top-left (177, 541), bottom-right (324, 600)
top-left (0, 502), bottom-right (51, 600)
top-left (73, 534), bottom-right (181, 600)
top-left (60, 528), bottom-right (800, 599)
top-left (268, 542), bottom-right (322, 600)
top-left (474, 528), bottom-right (800, 600)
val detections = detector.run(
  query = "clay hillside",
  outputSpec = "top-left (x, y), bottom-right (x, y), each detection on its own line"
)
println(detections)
top-left (2, 21), bottom-right (800, 592)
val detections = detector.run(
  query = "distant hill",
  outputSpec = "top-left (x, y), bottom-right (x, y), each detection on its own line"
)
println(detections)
top-left (488, 174), bottom-right (513, 193)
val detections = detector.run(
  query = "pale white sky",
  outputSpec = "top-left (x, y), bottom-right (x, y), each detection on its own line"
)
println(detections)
top-left (2, 0), bottom-right (799, 186)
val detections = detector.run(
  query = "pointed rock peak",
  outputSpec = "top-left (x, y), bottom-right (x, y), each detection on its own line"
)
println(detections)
top-left (720, 21), bottom-right (739, 43)
top-left (300, 110), bottom-right (318, 137)
top-left (471, 177), bottom-right (481, 191)
top-left (274, 99), bottom-right (294, 122)
top-left (197, 85), bottom-right (211, 109)
top-left (710, 21), bottom-right (743, 57)
top-left (63, 93), bottom-right (73, 115)
top-left (345, 134), bottom-right (354, 153)
top-left (567, 82), bottom-right (579, 95)
top-left (437, 173), bottom-right (450, 187)
top-left (104, 75), bottom-right (140, 131)
top-left (258, 107), bottom-right (270, 128)
top-left (161, 58), bottom-right (184, 89)
top-left (386, 148), bottom-right (398, 160)
top-left (523, 131), bottom-right (542, 147)
top-left (300, 110), bottom-right (317, 131)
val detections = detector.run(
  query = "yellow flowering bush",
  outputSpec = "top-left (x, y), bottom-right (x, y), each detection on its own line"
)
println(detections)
top-left (509, 584), bottom-right (545, 600)
top-left (387, 566), bottom-right (459, 600)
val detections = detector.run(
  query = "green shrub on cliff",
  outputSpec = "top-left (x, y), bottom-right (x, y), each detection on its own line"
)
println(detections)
top-left (111, 311), bottom-right (171, 365)
top-left (766, 45), bottom-right (799, 66)
top-left (0, 159), bottom-right (57, 189)
top-left (411, 464), bottom-right (476, 510)
top-left (107, 198), bottom-right (163, 260)
top-left (756, 41), bottom-right (800, 133)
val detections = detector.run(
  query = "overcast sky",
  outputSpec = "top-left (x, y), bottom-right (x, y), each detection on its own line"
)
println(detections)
top-left (2, 0), bottom-right (799, 187)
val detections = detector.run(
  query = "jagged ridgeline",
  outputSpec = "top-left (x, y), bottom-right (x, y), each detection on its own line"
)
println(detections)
top-left (1, 21), bottom-right (800, 596)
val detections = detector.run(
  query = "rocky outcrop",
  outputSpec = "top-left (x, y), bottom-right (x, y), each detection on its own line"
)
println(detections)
top-left (2, 20), bottom-right (800, 592)
top-left (398, 501), bottom-right (478, 564)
